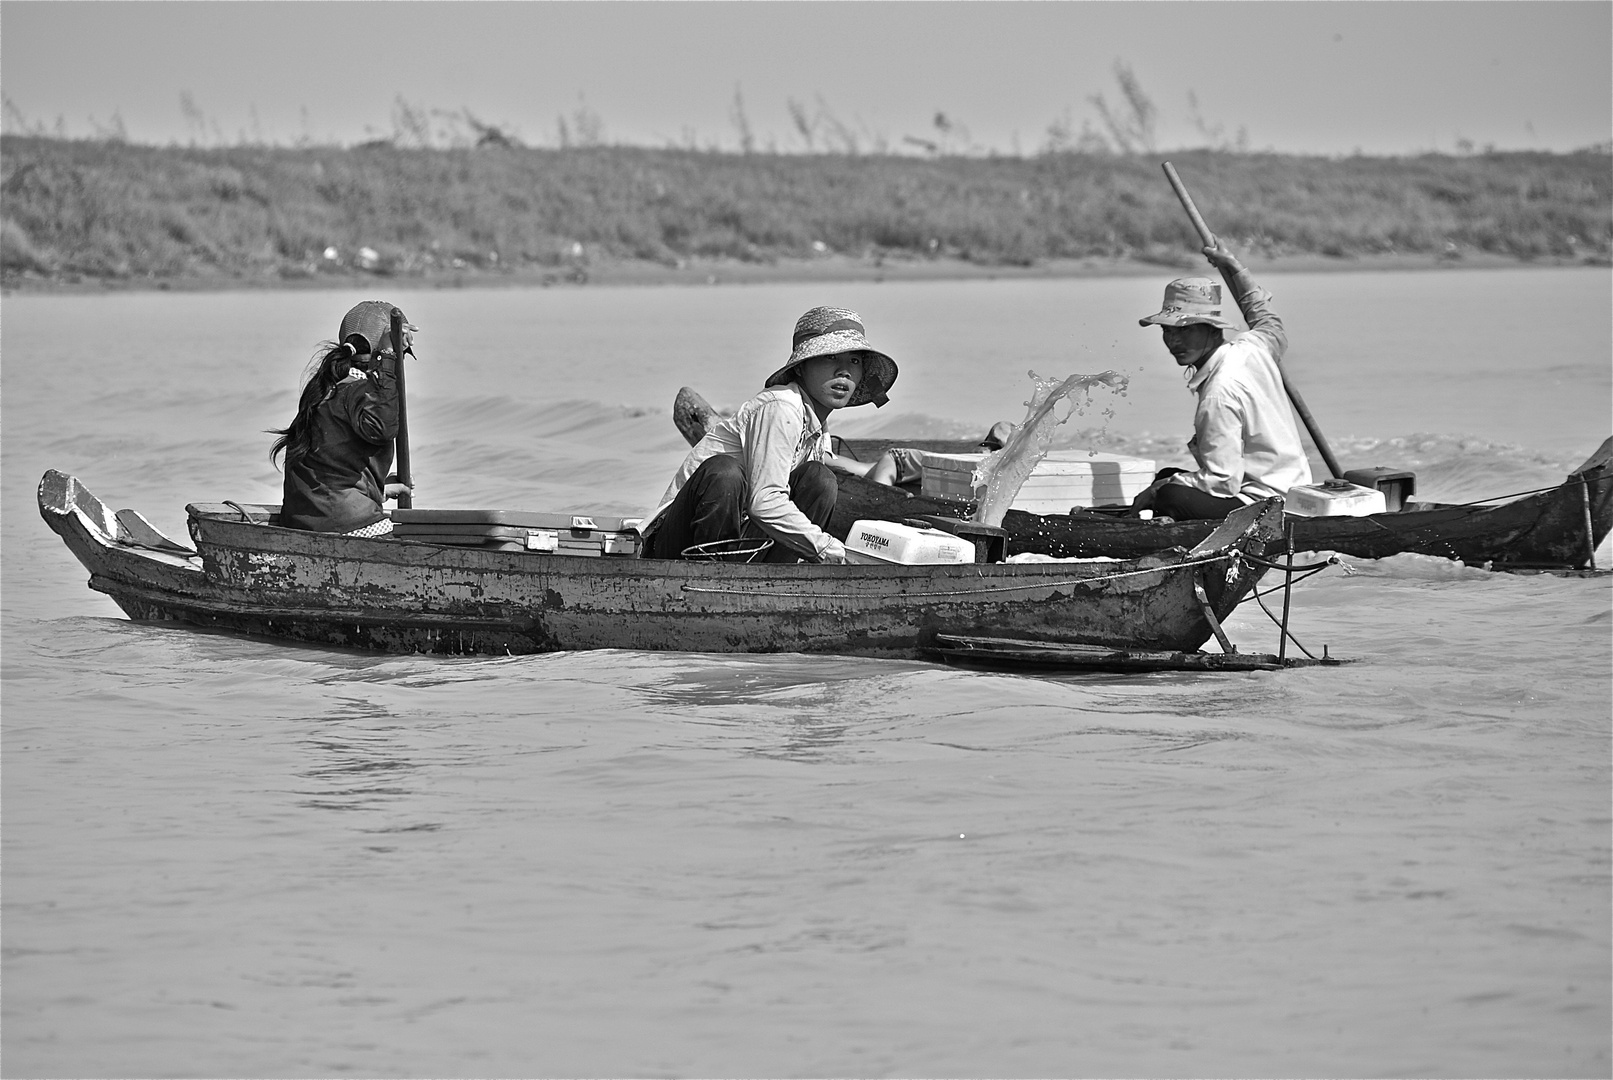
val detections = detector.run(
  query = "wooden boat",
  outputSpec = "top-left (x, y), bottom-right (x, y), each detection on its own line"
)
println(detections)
top-left (38, 469), bottom-right (1289, 660)
top-left (673, 388), bottom-right (1610, 570)
top-left (827, 436), bottom-right (1613, 571)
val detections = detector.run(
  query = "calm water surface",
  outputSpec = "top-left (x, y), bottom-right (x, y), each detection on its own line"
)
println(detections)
top-left (3, 268), bottom-right (1609, 1077)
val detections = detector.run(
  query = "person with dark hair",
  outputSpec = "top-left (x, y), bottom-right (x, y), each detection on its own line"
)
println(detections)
top-left (643, 305), bottom-right (899, 563)
top-left (270, 301), bottom-right (415, 536)
top-left (1128, 240), bottom-right (1312, 520)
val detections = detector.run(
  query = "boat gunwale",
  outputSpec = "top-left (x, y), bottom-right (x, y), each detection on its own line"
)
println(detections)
top-left (185, 502), bottom-right (1275, 593)
top-left (43, 469), bottom-right (1278, 656)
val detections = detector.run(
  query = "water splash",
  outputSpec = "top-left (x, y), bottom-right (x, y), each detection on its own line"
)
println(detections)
top-left (971, 370), bottom-right (1130, 527)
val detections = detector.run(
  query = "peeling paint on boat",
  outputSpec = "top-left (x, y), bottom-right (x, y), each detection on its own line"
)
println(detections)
top-left (40, 470), bottom-right (1285, 658)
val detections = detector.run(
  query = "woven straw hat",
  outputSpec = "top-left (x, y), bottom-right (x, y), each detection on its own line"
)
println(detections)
top-left (338, 300), bottom-right (417, 355)
top-left (1138, 277), bottom-right (1239, 331)
top-left (764, 306), bottom-right (898, 408)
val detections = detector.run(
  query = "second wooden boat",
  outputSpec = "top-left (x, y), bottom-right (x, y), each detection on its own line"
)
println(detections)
top-left (828, 437), bottom-right (1613, 571)
top-left (675, 390), bottom-right (1610, 570)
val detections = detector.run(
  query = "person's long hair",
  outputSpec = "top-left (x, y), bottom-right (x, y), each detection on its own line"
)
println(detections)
top-left (268, 338), bottom-right (365, 467)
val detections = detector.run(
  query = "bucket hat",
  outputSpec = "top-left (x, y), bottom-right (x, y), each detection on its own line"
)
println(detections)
top-left (1137, 277), bottom-right (1239, 331)
top-left (764, 306), bottom-right (898, 408)
top-left (338, 300), bottom-right (417, 356)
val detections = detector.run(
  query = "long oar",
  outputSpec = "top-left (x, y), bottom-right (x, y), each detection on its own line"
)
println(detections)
top-left (390, 307), bottom-right (413, 509)
top-left (1161, 161), bottom-right (1344, 479)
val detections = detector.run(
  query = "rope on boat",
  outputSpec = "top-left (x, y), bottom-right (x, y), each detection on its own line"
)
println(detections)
top-left (1240, 562), bottom-right (1337, 605)
top-left (1433, 472), bottom-right (1606, 510)
top-left (679, 553), bottom-right (1234, 599)
top-left (1312, 473), bottom-right (1608, 541)
top-left (1240, 553), bottom-right (1338, 573)
top-left (1249, 579), bottom-right (1324, 660)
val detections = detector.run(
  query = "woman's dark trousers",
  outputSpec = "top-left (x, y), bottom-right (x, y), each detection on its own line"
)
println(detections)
top-left (646, 455), bottom-right (837, 562)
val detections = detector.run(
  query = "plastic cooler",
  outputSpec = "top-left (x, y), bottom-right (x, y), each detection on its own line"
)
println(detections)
top-left (844, 520), bottom-right (976, 565)
top-left (1284, 481), bottom-right (1388, 518)
top-left (918, 450), bottom-right (1156, 513)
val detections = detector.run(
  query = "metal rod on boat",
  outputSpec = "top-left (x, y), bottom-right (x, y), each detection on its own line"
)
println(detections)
top-left (1580, 478), bottom-right (1597, 570)
top-left (1278, 519), bottom-right (1295, 663)
top-left (390, 307), bottom-right (413, 510)
top-left (1161, 161), bottom-right (1345, 479)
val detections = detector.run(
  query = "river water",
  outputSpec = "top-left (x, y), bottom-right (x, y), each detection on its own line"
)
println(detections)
top-left (3, 267), bottom-right (1609, 1078)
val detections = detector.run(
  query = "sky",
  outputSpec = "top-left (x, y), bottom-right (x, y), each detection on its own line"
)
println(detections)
top-left (1, 1), bottom-right (1609, 156)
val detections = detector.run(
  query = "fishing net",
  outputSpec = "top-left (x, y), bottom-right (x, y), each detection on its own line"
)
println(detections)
top-left (681, 537), bottom-right (775, 563)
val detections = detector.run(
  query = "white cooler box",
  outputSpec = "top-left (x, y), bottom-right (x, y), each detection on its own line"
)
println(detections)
top-left (1285, 480), bottom-right (1388, 518)
top-left (844, 520), bottom-right (975, 565)
top-left (918, 450), bottom-right (1157, 513)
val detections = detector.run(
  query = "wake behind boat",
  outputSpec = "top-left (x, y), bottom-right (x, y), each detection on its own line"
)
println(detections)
top-left (39, 469), bottom-right (1314, 668)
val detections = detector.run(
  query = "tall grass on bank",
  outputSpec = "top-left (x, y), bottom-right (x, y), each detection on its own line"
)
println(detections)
top-left (1, 137), bottom-right (1608, 285)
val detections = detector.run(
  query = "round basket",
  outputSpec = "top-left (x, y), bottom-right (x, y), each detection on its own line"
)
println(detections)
top-left (681, 537), bottom-right (774, 563)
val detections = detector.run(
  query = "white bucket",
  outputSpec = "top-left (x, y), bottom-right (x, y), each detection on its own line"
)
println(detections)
top-left (1286, 480), bottom-right (1388, 518)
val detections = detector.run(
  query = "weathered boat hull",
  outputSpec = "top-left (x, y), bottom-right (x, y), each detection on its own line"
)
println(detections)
top-left (40, 470), bottom-right (1282, 658)
top-left (834, 437), bottom-right (1613, 570)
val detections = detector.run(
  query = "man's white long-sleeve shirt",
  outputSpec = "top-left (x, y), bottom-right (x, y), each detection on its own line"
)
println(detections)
top-left (1173, 277), bottom-right (1313, 503)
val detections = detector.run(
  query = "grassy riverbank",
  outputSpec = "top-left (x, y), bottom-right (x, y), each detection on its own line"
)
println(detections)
top-left (2, 137), bottom-right (1608, 291)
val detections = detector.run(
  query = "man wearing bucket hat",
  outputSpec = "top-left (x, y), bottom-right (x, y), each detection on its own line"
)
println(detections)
top-left (642, 306), bottom-right (898, 563)
top-left (1128, 240), bottom-right (1312, 520)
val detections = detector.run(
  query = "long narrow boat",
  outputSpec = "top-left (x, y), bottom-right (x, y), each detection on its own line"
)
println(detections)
top-left (828, 436), bottom-right (1613, 571)
top-left (673, 389), bottom-right (1610, 570)
top-left (39, 469), bottom-right (1287, 660)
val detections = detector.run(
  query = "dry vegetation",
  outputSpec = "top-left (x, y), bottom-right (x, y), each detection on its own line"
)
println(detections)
top-left (2, 135), bottom-right (1608, 288)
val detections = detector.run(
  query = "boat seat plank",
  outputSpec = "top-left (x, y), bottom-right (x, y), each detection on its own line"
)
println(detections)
top-left (115, 509), bottom-right (194, 554)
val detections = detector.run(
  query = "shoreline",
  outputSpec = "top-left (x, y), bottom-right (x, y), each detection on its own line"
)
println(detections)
top-left (2, 250), bottom-right (1605, 297)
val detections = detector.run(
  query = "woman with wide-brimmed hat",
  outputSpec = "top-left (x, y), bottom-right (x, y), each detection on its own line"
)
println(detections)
top-left (270, 300), bottom-right (416, 536)
top-left (642, 305), bottom-right (898, 563)
top-left (1127, 240), bottom-right (1311, 521)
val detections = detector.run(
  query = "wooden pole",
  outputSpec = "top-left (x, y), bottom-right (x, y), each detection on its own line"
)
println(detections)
top-left (1192, 570), bottom-right (1236, 655)
top-left (390, 307), bottom-right (413, 509)
top-left (1161, 161), bottom-right (1345, 479)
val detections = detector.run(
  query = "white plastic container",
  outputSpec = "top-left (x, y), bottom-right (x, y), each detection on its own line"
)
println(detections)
top-left (1285, 480), bottom-right (1388, 518)
top-left (918, 450), bottom-right (1156, 512)
top-left (844, 520), bottom-right (976, 565)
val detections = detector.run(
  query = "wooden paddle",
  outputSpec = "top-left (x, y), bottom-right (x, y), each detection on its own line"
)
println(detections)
top-left (390, 307), bottom-right (413, 508)
top-left (1161, 161), bottom-right (1344, 479)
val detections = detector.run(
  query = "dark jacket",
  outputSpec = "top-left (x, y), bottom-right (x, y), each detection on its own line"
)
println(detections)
top-left (280, 370), bottom-right (398, 533)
